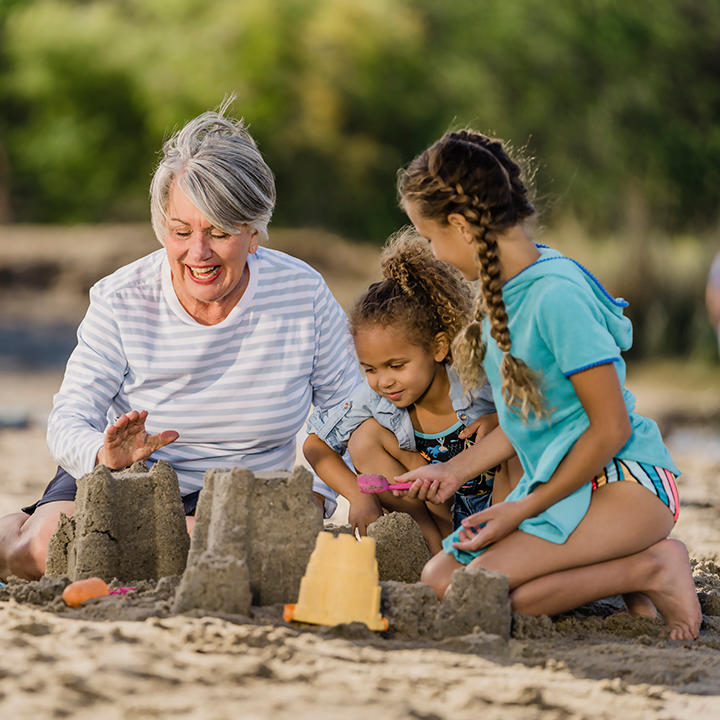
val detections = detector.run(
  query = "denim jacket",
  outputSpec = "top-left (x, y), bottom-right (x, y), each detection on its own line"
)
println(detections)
top-left (306, 365), bottom-right (496, 454)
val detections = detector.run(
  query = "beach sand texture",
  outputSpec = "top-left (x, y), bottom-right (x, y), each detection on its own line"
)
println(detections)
top-left (1, 225), bottom-right (720, 719)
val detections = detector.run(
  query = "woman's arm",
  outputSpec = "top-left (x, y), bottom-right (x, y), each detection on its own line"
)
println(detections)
top-left (454, 362), bottom-right (631, 550)
top-left (303, 433), bottom-right (382, 535)
top-left (393, 422), bottom-right (517, 503)
top-left (48, 285), bottom-right (178, 476)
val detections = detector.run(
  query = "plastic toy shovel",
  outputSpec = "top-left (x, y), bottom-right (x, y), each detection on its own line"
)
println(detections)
top-left (357, 474), bottom-right (414, 493)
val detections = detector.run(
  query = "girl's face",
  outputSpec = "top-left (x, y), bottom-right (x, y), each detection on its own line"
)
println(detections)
top-left (164, 181), bottom-right (259, 321)
top-left (354, 322), bottom-right (446, 408)
top-left (403, 199), bottom-right (479, 281)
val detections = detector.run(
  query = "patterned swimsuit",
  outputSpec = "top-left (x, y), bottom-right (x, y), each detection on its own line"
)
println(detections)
top-left (414, 420), bottom-right (497, 529)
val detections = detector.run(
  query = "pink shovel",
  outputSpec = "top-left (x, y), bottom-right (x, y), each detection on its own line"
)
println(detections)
top-left (357, 474), bottom-right (414, 493)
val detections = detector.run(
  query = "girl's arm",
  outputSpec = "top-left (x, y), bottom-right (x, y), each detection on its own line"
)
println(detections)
top-left (393, 422), bottom-right (517, 502)
top-left (303, 433), bottom-right (382, 535)
top-left (454, 362), bottom-right (631, 550)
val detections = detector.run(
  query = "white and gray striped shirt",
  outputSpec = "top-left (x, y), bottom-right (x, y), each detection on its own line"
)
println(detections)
top-left (47, 246), bottom-right (362, 495)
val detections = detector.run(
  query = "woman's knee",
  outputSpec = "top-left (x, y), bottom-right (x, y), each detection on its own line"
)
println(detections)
top-left (9, 503), bottom-right (73, 579)
top-left (8, 528), bottom-right (47, 579)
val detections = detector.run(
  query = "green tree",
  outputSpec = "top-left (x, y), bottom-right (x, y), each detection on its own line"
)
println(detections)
top-left (1, 0), bottom-right (718, 236)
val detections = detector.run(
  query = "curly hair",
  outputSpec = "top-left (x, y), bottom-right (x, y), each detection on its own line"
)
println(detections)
top-left (349, 228), bottom-right (473, 358)
top-left (398, 130), bottom-right (544, 420)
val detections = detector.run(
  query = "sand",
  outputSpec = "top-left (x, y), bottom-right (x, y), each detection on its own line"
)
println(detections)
top-left (2, 225), bottom-right (720, 718)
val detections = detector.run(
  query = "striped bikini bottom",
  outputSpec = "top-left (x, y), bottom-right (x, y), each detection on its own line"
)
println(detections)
top-left (592, 459), bottom-right (679, 521)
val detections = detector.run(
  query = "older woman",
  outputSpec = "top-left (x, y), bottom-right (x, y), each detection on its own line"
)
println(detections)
top-left (0, 102), bottom-right (361, 580)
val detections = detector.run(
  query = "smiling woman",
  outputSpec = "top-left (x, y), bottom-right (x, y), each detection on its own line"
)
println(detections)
top-left (0, 100), bottom-right (362, 581)
top-left (163, 182), bottom-right (259, 325)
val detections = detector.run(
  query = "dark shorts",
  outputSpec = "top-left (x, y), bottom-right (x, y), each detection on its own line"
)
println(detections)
top-left (451, 490), bottom-right (492, 530)
top-left (22, 466), bottom-right (201, 516)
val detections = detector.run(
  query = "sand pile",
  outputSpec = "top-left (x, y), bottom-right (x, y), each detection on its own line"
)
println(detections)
top-left (368, 511), bottom-right (431, 582)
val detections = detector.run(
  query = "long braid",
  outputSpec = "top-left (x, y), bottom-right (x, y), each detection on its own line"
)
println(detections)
top-left (399, 130), bottom-right (545, 420)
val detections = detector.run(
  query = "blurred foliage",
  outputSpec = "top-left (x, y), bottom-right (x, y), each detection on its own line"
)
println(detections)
top-left (0, 0), bottom-right (718, 237)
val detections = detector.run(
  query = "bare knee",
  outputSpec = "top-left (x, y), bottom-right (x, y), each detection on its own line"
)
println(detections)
top-left (421, 551), bottom-right (457, 600)
top-left (507, 584), bottom-right (536, 615)
top-left (8, 527), bottom-right (48, 580)
top-left (347, 418), bottom-right (386, 463)
top-left (6, 502), bottom-right (73, 580)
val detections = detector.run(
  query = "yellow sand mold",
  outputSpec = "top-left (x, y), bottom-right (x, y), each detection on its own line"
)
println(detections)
top-left (284, 531), bottom-right (388, 631)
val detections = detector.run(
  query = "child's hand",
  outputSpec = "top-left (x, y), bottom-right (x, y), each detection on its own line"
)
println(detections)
top-left (393, 464), bottom-right (465, 504)
top-left (452, 500), bottom-right (528, 551)
top-left (458, 413), bottom-right (499, 442)
top-left (348, 494), bottom-right (383, 536)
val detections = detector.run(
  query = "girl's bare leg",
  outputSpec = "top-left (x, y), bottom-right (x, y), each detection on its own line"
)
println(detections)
top-left (462, 482), bottom-right (699, 639)
top-left (349, 419), bottom-right (450, 553)
top-left (491, 457), bottom-right (659, 618)
top-left (421, 549), bottom-right (464, 598)
top-left (622, 591), bottom-right (659, 619)
top-left (511, 539), bottom-right (699, 639)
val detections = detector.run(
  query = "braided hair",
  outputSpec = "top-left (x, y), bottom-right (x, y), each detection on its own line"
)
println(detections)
top-left (350, 228), bottom-right (472, 358)
top-left (398, 130), bottom-right (544, 420)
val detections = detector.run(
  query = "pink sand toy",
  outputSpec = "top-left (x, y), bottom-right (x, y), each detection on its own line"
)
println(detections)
top-left (357, 474), bottom-right (414, 493)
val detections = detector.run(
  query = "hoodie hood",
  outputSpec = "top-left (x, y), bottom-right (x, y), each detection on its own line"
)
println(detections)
top-left (503, 245), bottom-right (633, 352)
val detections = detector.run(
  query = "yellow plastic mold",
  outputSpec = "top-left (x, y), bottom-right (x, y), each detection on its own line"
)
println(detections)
top-left (284, 531), bottom-right (388, 631)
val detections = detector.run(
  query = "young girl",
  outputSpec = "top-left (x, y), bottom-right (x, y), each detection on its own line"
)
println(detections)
top-left (304, 230), bottom-right (519, 554)
top-left (394, 130), bottom-right (701, 640)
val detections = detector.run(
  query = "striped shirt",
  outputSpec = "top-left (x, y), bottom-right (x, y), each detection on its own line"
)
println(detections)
top-left (47, 246), bottom-right (362, 495)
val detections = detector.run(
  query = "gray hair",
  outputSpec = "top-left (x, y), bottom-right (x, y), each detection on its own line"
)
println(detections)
top-left (150, 97), bottom-right (276, 244)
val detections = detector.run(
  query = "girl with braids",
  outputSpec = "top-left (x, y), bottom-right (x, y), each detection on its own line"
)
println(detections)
top-left (395, 130), bottom-right (701, 640)
top-left (304, 229), bottom-right (519, 553)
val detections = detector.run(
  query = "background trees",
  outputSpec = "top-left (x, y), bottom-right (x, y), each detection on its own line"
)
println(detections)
top-left (1, 0), bottom-right (718, 236)
top-left (1, 0), bottom-right (718, 356)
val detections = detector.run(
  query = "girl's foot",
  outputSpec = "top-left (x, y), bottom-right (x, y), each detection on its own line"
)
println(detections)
top-left (622, 591), bottom-right (658, 619)
top-left (643, 539), bottom-right (702, 640)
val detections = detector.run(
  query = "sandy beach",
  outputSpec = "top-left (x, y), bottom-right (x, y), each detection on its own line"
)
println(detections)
top-left (1, 225), bottom-right (720, 719)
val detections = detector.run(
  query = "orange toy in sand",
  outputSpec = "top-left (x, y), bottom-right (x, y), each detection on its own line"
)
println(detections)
top-left (62, 577), bottom-right (110, 607)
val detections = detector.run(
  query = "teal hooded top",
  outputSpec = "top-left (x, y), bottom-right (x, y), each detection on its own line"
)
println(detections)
top-left (443, 245), bottom-right (679, 562)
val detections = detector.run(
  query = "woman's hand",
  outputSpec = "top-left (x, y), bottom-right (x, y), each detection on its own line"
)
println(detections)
top-left (452, 499), bottom-right (529, 552)
top-left (392, 463), bottom-right (466, 504)
top-left (348, 494), bottom-right (383, 536)
top-left (97, 410), bottom-right (179, 470)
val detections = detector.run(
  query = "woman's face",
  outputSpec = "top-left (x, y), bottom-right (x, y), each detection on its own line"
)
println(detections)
top-left (164, 181), bottom-right (259, 323)
top-left (403, 199), bottom-right (479, 281)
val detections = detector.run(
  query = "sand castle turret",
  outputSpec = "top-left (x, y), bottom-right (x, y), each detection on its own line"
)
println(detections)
top-left (45, 461), bottom-right (190, 582)
top-left (173, 466), bottom-right (322, 615)
top-left (368, 512), bottom-right (431, 583)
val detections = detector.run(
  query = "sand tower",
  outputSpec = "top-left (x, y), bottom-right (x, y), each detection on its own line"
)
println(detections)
top-left (45, 460), bottom-right (190, 582)
top-left (173, 466), bottom-right (323, 614)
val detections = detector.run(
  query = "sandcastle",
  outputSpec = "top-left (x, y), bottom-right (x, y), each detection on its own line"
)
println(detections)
top-left (173, 466), bottom-right (322, 615)
top-left (45, 462), bottom-right (511, 640)
top-left (45, 460), bottom-right (189, 582)
top-left (367, 511), bottom-right (431, 583)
